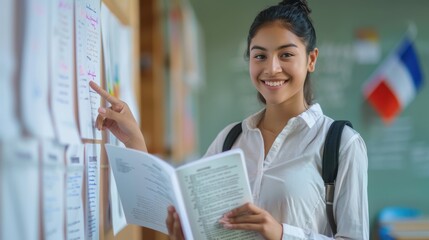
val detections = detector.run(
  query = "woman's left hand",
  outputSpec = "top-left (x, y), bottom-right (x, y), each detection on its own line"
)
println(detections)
top-left (219, 202), bottom-right (283, 240)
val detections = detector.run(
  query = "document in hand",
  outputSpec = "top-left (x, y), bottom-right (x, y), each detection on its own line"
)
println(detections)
top-left (105, 144), bottom-right (261, 240)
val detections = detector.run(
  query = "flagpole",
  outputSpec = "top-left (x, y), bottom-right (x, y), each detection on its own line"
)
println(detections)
top-left (406, 21), bottom-right (418, 42)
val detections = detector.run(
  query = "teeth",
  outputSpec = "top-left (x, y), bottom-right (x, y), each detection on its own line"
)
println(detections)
top-left (264, 81), bottom-right (285, 87)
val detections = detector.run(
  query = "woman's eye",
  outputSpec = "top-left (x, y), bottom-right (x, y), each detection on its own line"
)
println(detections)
top-left (281, 53), bottom-right (293, 58)
top-left (254, 54), bottom-right (266, 60)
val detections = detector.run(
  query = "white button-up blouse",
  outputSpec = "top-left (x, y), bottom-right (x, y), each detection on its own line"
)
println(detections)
top-left (204, 104), bottom-right (369, 240)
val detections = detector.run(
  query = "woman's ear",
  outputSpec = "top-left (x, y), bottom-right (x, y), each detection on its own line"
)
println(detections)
top-left (307, 48), bottom-right (319, 72)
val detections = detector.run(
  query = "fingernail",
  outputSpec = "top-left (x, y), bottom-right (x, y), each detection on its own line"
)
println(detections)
top-left (99, 107), bottom-right (106, 114)
top-left (223, 223), bottom-right (232, 229)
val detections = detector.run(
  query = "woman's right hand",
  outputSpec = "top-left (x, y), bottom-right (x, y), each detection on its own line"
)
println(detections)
top-left (166, 206), bottom-right (185, 240)
top-left (89, 81), bottom-right (147, 152)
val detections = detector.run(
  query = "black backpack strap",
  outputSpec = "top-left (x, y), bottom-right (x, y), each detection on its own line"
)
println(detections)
top-left (322, 120), bottom-right (353, 235)
top-left (222, 122), bottom-right (242, 152)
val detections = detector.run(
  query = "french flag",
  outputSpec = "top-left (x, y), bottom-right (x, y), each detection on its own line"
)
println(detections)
top-left (363, 37), bottom-right (424, 124)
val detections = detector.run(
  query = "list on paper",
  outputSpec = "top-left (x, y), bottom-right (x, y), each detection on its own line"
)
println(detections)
top-left (42, 140), bottom-right (66, 240)
top-left (66, 145), bottom-right (85, 240)
top-left (76, 0), bottom-right (102, 140)
top-left (1, 138), bottom-right (39, 240)
top-left (50, 0), bottom-right (81, 144)
top-left (85, 144), bottom-right (100, 240)
top-left (20, 0), bottom-right (55, 139)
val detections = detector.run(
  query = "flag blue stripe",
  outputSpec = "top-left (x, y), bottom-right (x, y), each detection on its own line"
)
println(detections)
top-left (399, 38), bottom-right (424, 91)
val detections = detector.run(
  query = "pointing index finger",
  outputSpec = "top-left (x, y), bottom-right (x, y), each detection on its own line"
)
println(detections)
top-left (89, 80), bottom-right (120, 105)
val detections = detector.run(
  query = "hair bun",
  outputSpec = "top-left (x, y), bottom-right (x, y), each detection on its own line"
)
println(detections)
top-left (278, 0), bottom-right (311, 15)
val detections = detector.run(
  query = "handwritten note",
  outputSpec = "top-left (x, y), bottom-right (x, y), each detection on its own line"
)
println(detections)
top-left (20, 0), bottom-right (55, 139)
top-left (66, 145), bottom-right (85, 240)
top-left (42, 140), bottom-right (66, 240)
top-left (76, 0), bottom-right (102, 140)
top-left (1, 138), bottom-right (39, 240)
top-left (50, 0), bottom-right (81, 144)
top-left (0, 0), bottom-right (20, 140)
top-left (85, 144), bottom-right (100, 240)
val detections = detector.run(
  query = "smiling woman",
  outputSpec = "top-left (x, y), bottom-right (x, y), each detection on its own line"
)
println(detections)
top-left (90, 0), bottom-right (369, 239)
top-left (190, 0), bottom-right (429, 239)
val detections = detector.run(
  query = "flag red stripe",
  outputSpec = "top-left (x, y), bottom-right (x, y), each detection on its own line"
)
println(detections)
top-left (367, 80), bottom-right (401, 123)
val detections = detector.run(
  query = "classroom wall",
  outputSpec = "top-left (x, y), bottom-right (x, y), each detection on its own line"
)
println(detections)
top-left (190, 0), bottom-right (429, 233)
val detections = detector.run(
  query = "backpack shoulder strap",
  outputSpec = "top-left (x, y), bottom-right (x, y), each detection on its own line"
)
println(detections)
top-left (222, 122), bottom-right (243, 152)
top-left (322, 120), bottom-right (353, 235)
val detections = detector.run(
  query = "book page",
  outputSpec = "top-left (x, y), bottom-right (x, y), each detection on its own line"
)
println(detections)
top-left (105, 144), bottom-right (178, 234)
top-left (176, 149), bottom-right (260, 240)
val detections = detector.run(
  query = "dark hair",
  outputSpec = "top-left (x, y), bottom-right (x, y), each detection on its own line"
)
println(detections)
top-left (246, 0), bottom-right (317, 106)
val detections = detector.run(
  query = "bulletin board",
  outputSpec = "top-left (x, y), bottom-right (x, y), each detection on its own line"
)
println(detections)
top-left (0, 0), bottom-right (149, 239)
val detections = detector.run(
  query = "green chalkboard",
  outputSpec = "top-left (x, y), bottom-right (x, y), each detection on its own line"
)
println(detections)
top-left (190, 0), bottom-right (429, 234)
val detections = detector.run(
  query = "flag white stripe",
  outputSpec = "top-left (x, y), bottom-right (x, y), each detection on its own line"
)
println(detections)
top-left (382, 56), bottom-right (416, 108)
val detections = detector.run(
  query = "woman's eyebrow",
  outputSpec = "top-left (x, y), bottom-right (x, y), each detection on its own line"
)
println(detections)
top-left (277, 43), bottom-right (298, 50)
top-left (250, 45), bottom-right (266, 51)
top-left (250, 43), bottom-right (298, 51)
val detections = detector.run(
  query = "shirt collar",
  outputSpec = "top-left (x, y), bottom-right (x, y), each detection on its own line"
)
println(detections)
top-left (243, 103), bottom-right (323, 131)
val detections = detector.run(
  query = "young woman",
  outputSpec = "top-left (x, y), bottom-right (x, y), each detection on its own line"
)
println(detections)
top-left (90, 0), bottom-right (368, 239)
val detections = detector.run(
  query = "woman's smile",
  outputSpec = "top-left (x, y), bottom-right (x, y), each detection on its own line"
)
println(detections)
top-left (262, 79), bottom-right (288, 88)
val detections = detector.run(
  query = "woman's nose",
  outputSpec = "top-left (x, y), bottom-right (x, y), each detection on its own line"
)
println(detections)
top-left (267, 56), bottom-right (282, 75)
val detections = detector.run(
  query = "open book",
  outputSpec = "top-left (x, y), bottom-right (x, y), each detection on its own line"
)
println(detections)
top-left (105, 144), bottom-right (261, 240)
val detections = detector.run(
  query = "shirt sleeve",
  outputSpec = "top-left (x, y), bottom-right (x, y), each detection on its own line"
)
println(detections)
top-left (282, 131), bottom-right (369, 240)
top-left (334, 132), bottom-right (369, 239)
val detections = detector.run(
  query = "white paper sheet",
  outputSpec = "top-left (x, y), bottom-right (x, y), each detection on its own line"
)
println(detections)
top-left (0, 0), bottom-right (20, 139)
top-left (119, 27), bottom-right (140, 124)
top-left (101, 3), bottom-right (123, 146)
top-left (66, 144), bottom-right (85, 240)
top-left (1, 138), bottom-right (39, 240)
top-left (85, 143), bottom-right (101, 240)
top-left (108, 24), bottom-right (138, 232)
top-left (20, 0), bottom-right (55, 139)
top-left (110, 167), bottom-right (127, 235)
top-left (75, 0), bottom-right (102, 140)
top-left (50, 0), bottom-right (81, 144)
top-left (109, 142), bottom-right (128, 235)
top-left (42, 140), bottom-right (66, 240)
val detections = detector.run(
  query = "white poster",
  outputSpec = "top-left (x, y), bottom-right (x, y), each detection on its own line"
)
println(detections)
top-left (119, 27), bottom-right (140, 124)
top-left (101, 3), bottom-right (121, 145)
top-left (20, 0), bottom-right (55, 139)
top-left (0, 0), bottom-right (20, 139)
top-left (50, 0), bottom-right (81, 144)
